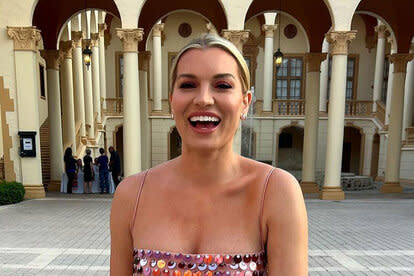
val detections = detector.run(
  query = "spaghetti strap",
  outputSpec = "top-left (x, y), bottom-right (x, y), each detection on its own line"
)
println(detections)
top-left (130, 169), bottom-right (150, 235)
top-left (259, 167), bottom-right (275, 251)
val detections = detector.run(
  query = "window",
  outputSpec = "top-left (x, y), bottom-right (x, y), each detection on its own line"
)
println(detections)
top-left (115, 52), bottom-right (124, 97)
top-left (39, 64), bottom-right (46, 98)
top-left (274, 57), bottom-right (304, 99)
top-left (327, 55), bottom-right (358, 100)
top-left (381, 58), bottom-right (389, 104)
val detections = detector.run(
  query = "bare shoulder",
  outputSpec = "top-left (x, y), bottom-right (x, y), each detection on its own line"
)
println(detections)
top-left (266, 168), bottom-right (303, 204)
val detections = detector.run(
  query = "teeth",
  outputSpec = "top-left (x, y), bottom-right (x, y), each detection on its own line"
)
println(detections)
top-left (189, 116), bottom-right (220, 122)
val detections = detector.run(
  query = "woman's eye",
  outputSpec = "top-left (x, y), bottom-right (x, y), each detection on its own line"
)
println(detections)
top-left (216, 82), bottom-right (232, 89)
top-left (179, 82), bottom-right (196, 89)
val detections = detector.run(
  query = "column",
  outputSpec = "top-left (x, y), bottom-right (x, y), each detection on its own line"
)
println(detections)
top-left (71, 22), bottom-right (87, 139)
top-left (385, 39), bottom-right (396, 126)
top-left (7, 27), bottom-right (45, 198)
top-left (82, 39), bottom-right (94, 139)
top-left (372, 25), bottom-right (387, 112)
top-left (91, 32), bottom-right (102, 127)
top-left (59, 41), bottom-right (77, 153)
top-left (320, 30), bottom-right (356, 200)
top-left (362, 129), bottom-right (376, 176)
top-left (98, 18), bottom-right (107, 111)
top-left (139, 51), bottom-right (152, 170)
top-left (301, 53), bottom-right (327, 193)
top-left (40, 50), bottom-right (64, 191)
top-left (116, 28), bottom-right (144, 176)
top-left (262, 24), bottom-right (277, 112)
top-left (382, 53), bottom-right (413, 193)
top-left (402, 43), bottom-right (414, 140)
top-left (221, 30), bottom-right (250, 154)
top-left (319, 39), bottom-right (329, 112)
top-left (152, 23), bottom-right (164, 112)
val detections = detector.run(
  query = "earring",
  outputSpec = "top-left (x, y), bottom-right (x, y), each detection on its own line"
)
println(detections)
top-left (240, 113), bottom-right (247, 120)
top-left (171, 113), bottom-right (174, 119)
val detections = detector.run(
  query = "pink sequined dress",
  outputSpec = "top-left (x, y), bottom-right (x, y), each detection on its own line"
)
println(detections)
top-left (130, 168), bottom-right (275, 276)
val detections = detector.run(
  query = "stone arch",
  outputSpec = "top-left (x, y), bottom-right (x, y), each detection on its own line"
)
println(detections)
top-left (343, 125), bottom-right (364, 175)
top-left (276, 123), bottom-right (304, 171)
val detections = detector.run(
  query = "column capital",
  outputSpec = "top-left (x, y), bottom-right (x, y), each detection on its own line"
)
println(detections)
top-left (40, 49), bottom-right (62, 70)
top-left (221, 30), bottom-right (250, 53)
top-left (325, 30), bottom-right (357, 55)
top-left (261, 24), bottom-right (277, 38)
top-left (138, 51), bottom-right (151, 71)
top-left (116, 28), bottom-right (144, 52)
top-left (98, 23), bottom-right (107, 37)
top-left (375, 25), bottom-right (388, 39)
top-left (389, 53), bottom-right (414, 73)
top-left (90, 33), bottom-right (100, 47)
top-left (152, 23), bottom-right (164, 37)
top-left (7, 26), bottom-right (41, 52)
top-left (59, 40), bottom-right (75, 59)
top-left (304, 52), bottom-right (327, 72)
top-left (71, 31), bottom-right (83, 48)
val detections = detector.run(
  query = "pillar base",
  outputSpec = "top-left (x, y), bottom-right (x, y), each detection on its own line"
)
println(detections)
top-left (319, 186), bottom-right (345, 200)
top-left (300, 181), bottom-right (319, 193)
top-left (24, 184), bottom-right (46, 199)
top-left (380, 182), bottom-right (403, 193)
top-left (48, 180), bottom-right (61, 192)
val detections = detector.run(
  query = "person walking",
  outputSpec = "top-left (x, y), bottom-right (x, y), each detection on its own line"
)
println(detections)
top-left (83, 149), bottom-right (94, 194)
top-left (108, 146), bottom-right (121, 189)
top-left (97, 147), bottom-right (109, 194)
top-left (63, 147), bottom-right (76, 194)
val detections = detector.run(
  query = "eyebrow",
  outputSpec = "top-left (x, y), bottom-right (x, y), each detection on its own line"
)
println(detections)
top-left (177, 73), bottom-right (235, 80)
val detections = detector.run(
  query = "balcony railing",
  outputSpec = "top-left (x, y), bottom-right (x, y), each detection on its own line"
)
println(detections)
top-left (102, 97), bottom-right (123, 115)
top-left (272, 99), bottom-right (305, 116)
top-left (344, 100), bottom-right (373, 116)
top-left (375, 100), bottom-right (386, 125)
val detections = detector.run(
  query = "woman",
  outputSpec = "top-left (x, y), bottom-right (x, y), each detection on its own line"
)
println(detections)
top-left (110, 34), bottom-right (308, 275)
top-left (63, 147), bottom-right (76, 194)
top-left (83, 149), bottom-right (94, 194)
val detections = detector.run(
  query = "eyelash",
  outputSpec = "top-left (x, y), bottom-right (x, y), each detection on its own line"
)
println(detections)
top-left (178, 81), bottom-right (233, 90)
top-left (216, 82), bottom-right (232, 89)
top-left (179, 82), bottom-right (196, 89)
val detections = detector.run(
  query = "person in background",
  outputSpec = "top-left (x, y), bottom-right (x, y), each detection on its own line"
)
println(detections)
top-left (97, 147), bottom-right (109, 194)
top-left (108, 146), bottom-right (121, 189)
top-left (63, 147), bottom-right (76, 194)
top-left (83, 149), bottom-right (94, 194)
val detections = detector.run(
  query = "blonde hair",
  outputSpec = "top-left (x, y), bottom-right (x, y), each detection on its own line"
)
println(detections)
top-left (170, 33), bottom-right (251, 94)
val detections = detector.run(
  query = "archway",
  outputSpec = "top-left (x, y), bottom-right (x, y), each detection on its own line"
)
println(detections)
top-left (277, 126), bottom-right (304, 171)
top-left (371, 133), bottom-right (380, 179)
top-left (114, 125), bottom-right (123, 174)
top-left (169, 127), bottom-right (182, 160)
top-left (342, 127), bottom-right (362, 175)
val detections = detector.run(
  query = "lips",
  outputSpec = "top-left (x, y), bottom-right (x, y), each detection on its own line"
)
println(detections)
top-left (187, 112), bottom-right (221, 132)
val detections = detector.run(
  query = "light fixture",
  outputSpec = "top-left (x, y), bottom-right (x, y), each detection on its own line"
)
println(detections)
top-left (274, 0), bottom-right (284, 67)
top-left (83, 45), bottom-right (92, 70)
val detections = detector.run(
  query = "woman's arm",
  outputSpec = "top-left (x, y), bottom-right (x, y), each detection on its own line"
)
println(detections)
top-left (264, 168), bottom-right (308, 275)
top-left (110, 175), bottom-right (140, 275)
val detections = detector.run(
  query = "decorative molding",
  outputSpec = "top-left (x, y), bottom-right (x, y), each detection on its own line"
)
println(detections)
top-left (98, 23), bottom-right (107, 37)
top-left (261, 24), bottom-right (277, 38)
top-left (116, 28), bottom-right (144, 52)
top-left (375, 25), bottom-right (387, 39)
top-left (221, 30), bottom-right (250, 53)
top-left (40, 50), bottom-right (61, 70)
top-left (71, 31), bottom-right (83, 48)
top-left (389, 53), bottom-right (414, 73)
top-left (7, 26), bottom-right (41, 52)
top-left (90, 33), bottom-right (100, 47)
top-left (139, 51), bottom-right (151, 71)
top-left (59, 41), bottom-right (74, 59)
top-left (325, 30), bottom-right (357, 55)
top-left (304, 53), bottom-right (327, 72)
top-left (153, 23), bottom-right (164, 37)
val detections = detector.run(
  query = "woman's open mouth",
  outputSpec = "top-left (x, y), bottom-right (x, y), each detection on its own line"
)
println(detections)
top-left (188, 115), bottom-right (221, 131)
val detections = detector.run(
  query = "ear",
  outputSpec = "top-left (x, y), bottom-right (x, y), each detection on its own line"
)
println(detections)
top-left (242, 91), bottom-right (252, 114)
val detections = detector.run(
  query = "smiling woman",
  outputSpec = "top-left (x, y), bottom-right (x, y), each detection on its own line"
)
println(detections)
top-left (110, 34), bottom-right (308, 276)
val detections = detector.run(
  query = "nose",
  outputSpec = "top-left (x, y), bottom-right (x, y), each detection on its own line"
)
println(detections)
top-left (193, 83), bottom-right (214, 107)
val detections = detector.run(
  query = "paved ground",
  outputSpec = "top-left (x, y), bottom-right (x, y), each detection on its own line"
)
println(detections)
top-left (0, 186), bottom-right (414, 276)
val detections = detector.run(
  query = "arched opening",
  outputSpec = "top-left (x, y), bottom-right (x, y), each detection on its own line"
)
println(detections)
top-left (342, 127), bottom-right (362, 175)
top-left (114, 125), bottom-right (123, 173)
top-left (169, 127), bottom-right (182, 160)
top-left (371, 133), bottom-right (380, 179)
top-left (277, 126), bottom-right (303, 171)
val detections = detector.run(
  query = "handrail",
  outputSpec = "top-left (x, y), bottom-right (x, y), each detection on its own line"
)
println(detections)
top-left (272, 99), bottom-right (305, 116)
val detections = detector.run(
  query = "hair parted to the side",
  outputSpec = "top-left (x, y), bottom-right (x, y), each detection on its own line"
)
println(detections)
top-left (169, 33), bottom-right (251, 95)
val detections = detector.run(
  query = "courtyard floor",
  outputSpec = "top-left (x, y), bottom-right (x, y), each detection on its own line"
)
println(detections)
top-left (0, 186), bottom-right (414, 276)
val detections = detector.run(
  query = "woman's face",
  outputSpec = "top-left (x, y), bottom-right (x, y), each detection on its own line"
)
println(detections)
top-left (170, 47), bottom-right (251, 152)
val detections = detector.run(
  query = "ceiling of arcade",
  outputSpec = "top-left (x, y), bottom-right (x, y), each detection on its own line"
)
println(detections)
top-left (31, 0), bottom-right (414, 53)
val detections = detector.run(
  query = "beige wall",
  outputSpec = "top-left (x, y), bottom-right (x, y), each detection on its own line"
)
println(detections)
top-left (105, 16), bottom-right (123, 99)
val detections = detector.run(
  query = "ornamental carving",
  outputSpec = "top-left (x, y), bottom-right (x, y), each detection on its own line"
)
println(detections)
top-left (116, 28), bottom-right (144, 52)
top-left (304, 53), bottom-right (327, 72)
top-left (7, 26), bottom-right (41, 52)
top-left (261, 24), bottom-right (277, 38)
top-left (90, 33), bottom-right (100, 47)
top-left (326, 30), bottom-right (357, 55)
top-left (221, 30), bottom-right (250, 53)
top-left (98, 23), bottom-right (107, 37)
top-left (153, 23), bottom-right (164, 37)
top-left (139, 51), bottom-right (151, 71)
top-left (59, 40), bottom-right (74, 59)
top-left (71, 31), bottom-right (83, 48)
top-left (40, 50), bottom-right (61, 70)
top-left (375, 25), bottom-right (387, 39)
top-left (389, 53), bottom-right (414, 73)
